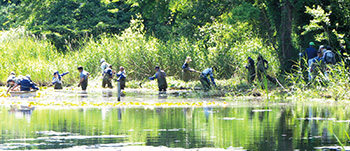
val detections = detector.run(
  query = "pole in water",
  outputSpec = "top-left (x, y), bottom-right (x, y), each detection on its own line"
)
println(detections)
top-left (117, 82), bottom-right (121, 101)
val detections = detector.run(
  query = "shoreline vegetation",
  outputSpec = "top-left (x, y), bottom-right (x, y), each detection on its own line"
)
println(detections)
top-left (0, 21), bottom-right (349, 100)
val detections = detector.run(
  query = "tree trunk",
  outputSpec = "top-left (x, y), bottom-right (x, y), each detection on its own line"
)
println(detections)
top-left (280, 0), bottom-right (294, 71)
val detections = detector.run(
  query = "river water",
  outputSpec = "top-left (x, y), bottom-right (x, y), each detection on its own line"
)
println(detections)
top-left (0, 90), bottom-right (349, 150)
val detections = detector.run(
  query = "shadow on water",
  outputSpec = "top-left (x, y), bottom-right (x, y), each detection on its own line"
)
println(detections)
top-left (0, 91), bottom-right (349, 150)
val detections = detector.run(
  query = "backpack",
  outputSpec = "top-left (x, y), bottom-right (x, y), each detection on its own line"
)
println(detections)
top-left (324, 50), bottom-right (336, 65)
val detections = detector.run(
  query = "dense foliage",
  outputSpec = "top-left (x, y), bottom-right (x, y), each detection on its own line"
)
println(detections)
top-left (0, 0), bottom-right (349, 84)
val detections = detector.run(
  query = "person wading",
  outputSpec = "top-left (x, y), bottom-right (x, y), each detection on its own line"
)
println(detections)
top-left (52, 71), bottom-right (69, 89)
top-left (149, 66), bottom-right (168, 94)
top-left (100, 58), bottom-right (109, 74)
top-left (77, 66), bottom-right (89, 91)
top-left (245, 57), bottom-right (256, 84)
top-left (102, 65), bottom-right (114, 89)
top-left (200, 67), bottom-right (217, 91)
top-left (117, 66), bottom-right (127, 90)
top-left (256, 55), bottom-right (276, 84)
top-left (182, 57), bottom-right (198, 82)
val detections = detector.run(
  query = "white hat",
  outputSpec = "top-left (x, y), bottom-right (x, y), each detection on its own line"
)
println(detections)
top-left (100, 58), bottom-right (106, 63)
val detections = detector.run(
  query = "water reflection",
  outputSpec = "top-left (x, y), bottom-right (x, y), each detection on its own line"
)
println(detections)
top-left (0, 104), bottom-right (349, 150)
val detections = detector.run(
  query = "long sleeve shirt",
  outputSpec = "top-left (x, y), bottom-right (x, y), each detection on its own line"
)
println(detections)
top-left (202, 68), bottom-right (216, 86)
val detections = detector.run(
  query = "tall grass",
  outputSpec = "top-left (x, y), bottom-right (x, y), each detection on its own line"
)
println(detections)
top-left (0, 18), bottom-right (279, 87)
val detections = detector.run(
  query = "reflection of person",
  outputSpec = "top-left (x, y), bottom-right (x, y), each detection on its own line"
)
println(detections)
top-left (117, 66), bottom-right (127, 90)
top-left (149, 66), bottom-right (167, 94)
top-left (77, 66), bottom-right (89, 91)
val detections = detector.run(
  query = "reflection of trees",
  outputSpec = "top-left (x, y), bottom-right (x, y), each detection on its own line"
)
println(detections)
top-left (2, 105), bottom-right (350, 150)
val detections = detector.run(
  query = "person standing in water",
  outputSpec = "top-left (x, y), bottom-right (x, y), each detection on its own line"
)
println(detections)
top-left (52, 71), bottom-right (69, 89)
top-left (246, 57), bottom-right (256, 84)
top-left (116, 66), bottom-right (127, 90)
top-left (102, 65), bottom-right (114, 88)
top-left (182, 57), bottom-right (198, 82)
top-left (100, 58), bottom-right (109, 74)
top-left (77, 66), bottom-right (89, 91)
top-left (149, 66), bottom-right (167, 94)
top-left (200, 67), bottom-right (217, 91)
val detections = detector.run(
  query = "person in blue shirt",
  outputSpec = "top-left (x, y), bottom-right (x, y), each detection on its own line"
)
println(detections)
top-left (309, 51), bottom-right (327, 81)
top-left (149, 66), bottom-right (167, 94)
top-left (182, 57), bottom-right (198, 82)
top-left (117, 66), bottom-right (127, 90)
top-left (9, 76), bottom-right (39, 92)
top-left (200, 67), bottom-right (216, 91)
top-left (77, 66), bottom-right (89, 91)
top-left (102, 65), bottom-right (114, 88)
top-left (52, 71), bottom-right (69, 89)
top-left (300, 42), bottom-right (318, 67)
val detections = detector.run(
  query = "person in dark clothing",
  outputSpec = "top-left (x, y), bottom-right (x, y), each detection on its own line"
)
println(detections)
top-left (102, 65), bottom-right (114, 88)
top-left (200, 67), bottom-right (217, 91)
top-left (246, 57), bottom-right (256, 84)
top-left (149, 66), bottom-right (168, 94)
top-left (10, 76), bottom-right (39, 92)
top-left (256, 55), bottom-right (276, 84)
top-left (116, 66), bottom-right (127, 90)
top-left (300, 42), bottom-right (318, 66)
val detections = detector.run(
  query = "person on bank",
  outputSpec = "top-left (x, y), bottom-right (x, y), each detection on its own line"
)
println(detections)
top-left (300, 42), bottom-right (318, 65)
top-left (8, 76), bottom-right (39, 92)
top-left (256, 55), bottom-right (276, 84)
top-left (309, 51), bottom-right (327, 80)
top-left (77, 66), bottom-right (89, 91)
top-left (245, 57), bottom-right (256, 84)
top-left (323, 46), bottom-right (336, 65)
top-left (52, 71), bottom-right (69, 89)
top-left (100, 58), bottom-right (109, 74)
top-left (200, 67), bottom-right (217, 91)
top-left (182, 57), bottom-right (198, 82)
top-left (6, 71), bottom-right (16, 87)
top-left (149, 66), bottom-right (168, 94)
top-left (116, 66), bottom-right (127, 90)
top-left (102, 65), bottom-right (114, 89)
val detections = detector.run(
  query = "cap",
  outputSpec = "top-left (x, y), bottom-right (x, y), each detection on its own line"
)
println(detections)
top-left (154, 66), bottom-right (160, 69)
top-left (309, 42), bottom-right (315, 46)
top-left (319, 45), bottom-right (325, 50)
top-left (100, 58), bottom-right (105, 63)
top-left (10, 71), bottom-right (15, 75)
top-left (248, 57), bottom-right (252, 60)
top-left (53, 71), bottom-right (59, 75)
top-left (26, 75), bottom-right (31, 79)
top-left (77, 66), bottom-right (83, 70)
top-left (120, 66), bottom-right (124, 70)
top-left (185, 57), bottom-right (192, 62)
